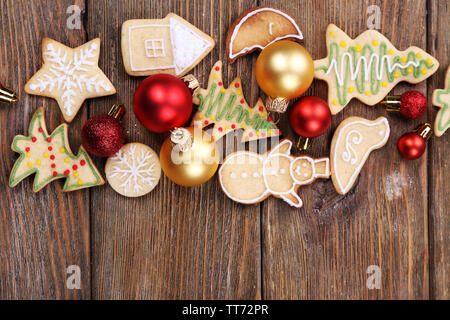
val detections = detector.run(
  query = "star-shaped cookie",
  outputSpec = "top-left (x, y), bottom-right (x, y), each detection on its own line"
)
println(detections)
top-left (314, 24), bottom-right (439, 115)
top-left (433, 66), bottom-right (450, 137)
top-left (25, 38), bottom-right (116, 122)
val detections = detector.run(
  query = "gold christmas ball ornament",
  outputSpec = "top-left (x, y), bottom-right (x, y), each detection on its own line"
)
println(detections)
top-left (160, 127), bottom-right (219, 187)
top-left (255, 40), bottom-right (314, 112)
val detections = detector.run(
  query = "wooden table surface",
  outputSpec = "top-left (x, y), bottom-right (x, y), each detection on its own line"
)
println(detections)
top-left (0, 0), bottom-right (448, 300)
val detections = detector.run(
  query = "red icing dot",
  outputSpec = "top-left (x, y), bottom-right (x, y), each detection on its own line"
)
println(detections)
top-left (52, 171), bottom-right (58, 177)
top-left (259, 106), bottom-right (264, 112)
top-left (48, 146), bottom-right (53, 151)
top-left (275, 129), bottom-right (280, 135)
top-left (64, 170), bottom-right (70, 176)
top-left (31, 137), bottom-right (37, 142)
top-left (218, 82), bottom-right (222, 86)
top-left (50, 155), bottom-right (55, 160)
top-left (240, 99), bottom-right (244, 104)
top-left (72, 165), bottom-right (78, 171)
top-left (204, 120), bottom-right (209, 125)
top-left (80, 160), bottom-right (86, 166)
top-left (215, 66), bottom-right (220, 71)
top-left (25, 147), bottom-right (30, 152)
top-left (262, 133), bottom-right (266, 137)
top-left (218, 127), bottom-right (223, 132)
top-left (51, 164), bottom-right (56, 169)
top-left (249, 132), bottom-right (254, 137)
top-left (234, 83), bottom-right (240, 88)
top-left (38, 128), bottom-right (43, 133)
top-left (231, 124), bottom-right (236, 129)
top-left (46, 137), bottom-right (51, 143)
top-left (268, 116), bottom-right (272, 122)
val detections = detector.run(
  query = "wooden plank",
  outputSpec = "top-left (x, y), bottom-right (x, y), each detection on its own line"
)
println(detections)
top-left (88, 0), bottom-right (261, 299)
top-left (0, 0), bottom-right (89, 299)
top-left (260, 0), bottom-right (429, 299)
top-left (427, 0), bottom-right (449, 300)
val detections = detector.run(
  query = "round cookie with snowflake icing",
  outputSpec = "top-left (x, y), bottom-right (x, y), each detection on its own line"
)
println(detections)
top-left (105, 143), bottom-right (161, 197)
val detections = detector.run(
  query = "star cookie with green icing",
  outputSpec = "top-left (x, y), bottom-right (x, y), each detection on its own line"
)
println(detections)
top-left (10, 107), bottom-right (104, 192)
top-left (433, 66), bottom-right (450, 137)
top-left (191, 61), bottom-right (281, 142)
top-left (314, 24), bottom-right (439, 115)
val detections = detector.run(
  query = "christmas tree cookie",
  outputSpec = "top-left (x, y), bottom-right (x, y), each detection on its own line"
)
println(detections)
top-left (191, 61), bottom-right (281, 142)
top-left (10, 107), bottom-right (104, 192)
top-left (25, 38), bottom-right (116, 122)
top-left (314, 24), bottom-right (439, 115)
top-left (433, 66), bottom-right (450, 137)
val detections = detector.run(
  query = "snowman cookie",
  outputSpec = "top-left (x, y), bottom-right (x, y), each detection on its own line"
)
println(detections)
top-left (219, 139), bottom-right (329, 208)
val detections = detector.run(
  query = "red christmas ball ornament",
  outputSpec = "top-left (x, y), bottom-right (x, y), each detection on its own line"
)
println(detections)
top-left (82, 105), bottom-right (126, 157)
top-left (289, 96), bottom-right (331, 149)
top-left (381, 90), bottom-right (427, 119)
top-left (133, 74), bottom-right (192, 133)
top-left (397, 123), bottom-right (432, 160)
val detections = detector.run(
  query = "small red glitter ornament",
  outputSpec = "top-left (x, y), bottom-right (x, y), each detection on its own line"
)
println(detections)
top-left (381, 90), bottom-right (427, 119)
top-left (397, 123), bottom-right (432, 160)
top-left (82, 105), bottom-right (126, 157)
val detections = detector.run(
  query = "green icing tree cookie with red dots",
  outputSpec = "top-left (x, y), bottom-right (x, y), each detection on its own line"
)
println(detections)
top-left (191, 61), bottom-right (281, 142)
top-left (9, 107), bottom-right (104, 192)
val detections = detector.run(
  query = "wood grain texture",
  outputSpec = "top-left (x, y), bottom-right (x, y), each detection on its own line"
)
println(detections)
top-left (260, 0), bottom-right (430, 299)
top-left (0, 0), bottom-right (90, 299)
top-left (87, 0), bottom-right (261, 299)
top-left (427, 0), bottom-right (449, 300)
top-left (0, 0), bottom-right (447, 300)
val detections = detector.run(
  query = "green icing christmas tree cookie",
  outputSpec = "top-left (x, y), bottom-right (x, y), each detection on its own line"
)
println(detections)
top-left (433, 66), bottom-right (450, 137)
top-left (314, 24), bottom-right (439, 115)
top-left (10, 107), bottom-right (104, 192)
top-left (191, 61), bottom-right (281, 142)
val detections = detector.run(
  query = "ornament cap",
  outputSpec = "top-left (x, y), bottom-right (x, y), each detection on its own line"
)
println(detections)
top-left (108, 104), bottom-right (126, 120)
top-left (381, 95), bottom-right (402, 111)
top-left (170, 127), bottom-right (193, 152)
top-left (0, 84), bottom-right (18, 104)
top-left (415, 122), bottom-right (433, 140)
top-left (266, 96), bottom-right (289, 113)
top-left (296, 136), bottom-right (311, 150)
top-left (181, 74), bottom-right (200, 95)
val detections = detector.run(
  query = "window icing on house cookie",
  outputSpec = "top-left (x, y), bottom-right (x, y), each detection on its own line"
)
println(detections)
top-left (145, 39), bottom-right (166, 58)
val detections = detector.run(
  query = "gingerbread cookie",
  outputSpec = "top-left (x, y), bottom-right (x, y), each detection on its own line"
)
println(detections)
top-left (121, 13), bottom-right (215, 77)
top-left (432, 66), bottom-right (450, 137)
top-left (314, 24), bottom-right (439, 115)
top-left (219, 139), bottom-right (329, 208)
top-left (25, 38), bottom-right (116, 123)
top-left (191, 61), bottom-right (281, 142)
top-left (9, 107), bottom-right (104, 192)
top-left (227, 6), bottom-right (303, 63)
top-left (105, 143), bottom-right (161, 197)
top-left (330, 116), bottom-right (390, 195)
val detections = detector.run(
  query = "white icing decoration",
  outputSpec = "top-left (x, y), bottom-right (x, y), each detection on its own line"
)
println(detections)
top-left (342, 130), bottom-right (363, 165)
top-left (218, 140), bottom-right (330, 208)
top-left (109, 145), bottom-right (157, 193)
top-left (230, 172), bottom-right (236, 179)
top-left (295, 166), bottom-right (301, 175)
top-left (280, 168), bottom-right (286, 174)
top-left (145, 39), bottom-right (166, 58)
top-left (28, 42), bottom-right (111, 116)
top-left (304, 173), bottom-right (308, 177)
top-left (324, 52), bottom-right (421, 87)
top-left (128, 18), bottom-right (213, 75)
top-left (253, 172), bottom-right (259, 178)
top-left (228, 8), bottom-right (304, 60)
top-left (332, 118), bottom-right (390, 194)
top-left (269, 22), bottom-right (274, 35)
top-left (241, 172), bottom-right (248, 179)
top-left (302, 163), bottom-right (307, 167)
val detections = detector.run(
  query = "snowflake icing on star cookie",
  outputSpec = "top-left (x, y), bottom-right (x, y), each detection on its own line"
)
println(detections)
top-left (25, 38), bottom-right (116, 122)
